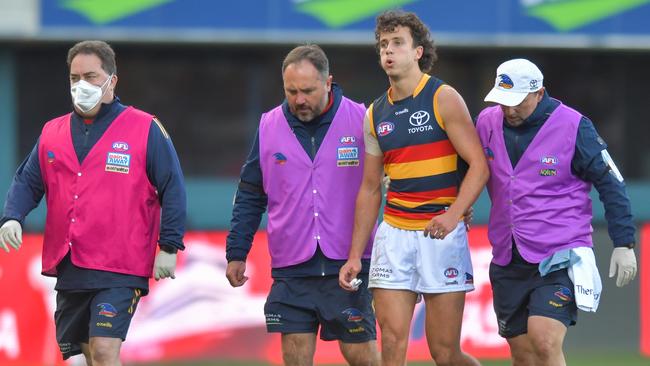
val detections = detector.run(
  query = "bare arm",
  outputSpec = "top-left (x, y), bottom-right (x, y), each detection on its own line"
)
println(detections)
top-left (339, 152), bottom-right (384, 290)
top-left (349, 152), bottom-right (384, 259)
top-left (424, 85), bottom-right (489, 238)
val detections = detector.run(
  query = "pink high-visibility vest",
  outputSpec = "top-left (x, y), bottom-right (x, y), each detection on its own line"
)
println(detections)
top-left (38, 107), bottom-right (160, 277)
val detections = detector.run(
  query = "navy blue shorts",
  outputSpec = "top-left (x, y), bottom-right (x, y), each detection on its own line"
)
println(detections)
top-left (54, 287), bottom-right (143, 359)
top-left (489, 247), bottom-right (577, 338)
top-left (264, 274), bottom-right (376, 343)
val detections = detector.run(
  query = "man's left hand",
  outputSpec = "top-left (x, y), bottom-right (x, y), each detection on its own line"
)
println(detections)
top-left (424, 212), bottom-right (458, 240)
top-left (609, 247), bottom-right (637, 287)
top-left (154, 251), bottom-right (177, 280)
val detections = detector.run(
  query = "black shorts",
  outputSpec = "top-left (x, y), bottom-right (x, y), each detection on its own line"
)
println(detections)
top-left (489, 247), bottom-right (577, 338)
top-left (54, 287), bottom-right (143, 360)
top-left (264, 274), bottom-right (376, 343)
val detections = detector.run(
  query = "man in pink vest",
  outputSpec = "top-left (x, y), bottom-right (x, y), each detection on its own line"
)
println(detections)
top-left (0, 40), bottom-right (186, 365)
top-left (225, 45), bottom-right (380, 366)
top-left (476, 58), bottom-right (637, 366)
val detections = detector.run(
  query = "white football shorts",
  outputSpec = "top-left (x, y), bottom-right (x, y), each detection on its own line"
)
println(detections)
top-left (368, 221), bottom-right (475, 294)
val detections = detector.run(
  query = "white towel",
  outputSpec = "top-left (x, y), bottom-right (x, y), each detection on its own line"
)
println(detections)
top-left (567, 247), bottom-right (602, 312)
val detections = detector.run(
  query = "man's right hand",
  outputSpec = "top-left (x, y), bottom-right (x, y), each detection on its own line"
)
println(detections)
top-left (339, 258), bottom-right (362, 291)
top-left (0, 220), bottom-right (22, 253)
top-left (226, 260), bottom-right (249, 287)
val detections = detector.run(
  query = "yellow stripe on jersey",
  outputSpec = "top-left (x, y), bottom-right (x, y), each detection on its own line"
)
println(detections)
top-left (384, 215), bottom-right (431, 231)
top-left (387, 74), bottom-right (431, 104)
top-left (153, 117), bottom-right (170, 139)
top-left (413, 74), bottom-right (431, 98)
top-left (368, 103), bottom-right (376, 138)
top-left (384, 154), bottom-right (457, 180)
top-left (389, 196), bottom-right (457, 208)
top-left (433, 84), bottom-right (446, 131)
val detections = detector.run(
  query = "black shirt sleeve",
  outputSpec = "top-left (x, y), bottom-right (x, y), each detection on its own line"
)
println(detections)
top-left (571, 117), bottom-right (635, 247)
top-left (146, 120), bottom-right (187, 250)
top-left (226, 129), bottom-right (268, 262)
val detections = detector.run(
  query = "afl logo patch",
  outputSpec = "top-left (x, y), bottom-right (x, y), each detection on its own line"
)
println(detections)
top-left (112, 141), bottom-right (129, 151)
top-left (377, 121), bottom-right (395, 137)
top-left (540, 156), bottom-right (558, 165)
top-left (444, 267), bottom-right (459, 278)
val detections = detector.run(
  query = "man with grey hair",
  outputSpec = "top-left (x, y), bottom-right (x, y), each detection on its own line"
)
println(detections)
top-left (226, 44), bottom-right (379, 366)
top-left (0, 40), bottom-right (186, 365)
top-left (476, 58), bottom-right (637, 366)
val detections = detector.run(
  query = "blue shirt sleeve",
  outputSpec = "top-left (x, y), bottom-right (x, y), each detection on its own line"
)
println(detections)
top-left (146, 120), bottom-right (187, 250)
top-left (226, 129), bottom-right (268, 262)
top-left (571, 117), bottom-right (635, 247)
top-left (1, 138), bottom-right (45, 227)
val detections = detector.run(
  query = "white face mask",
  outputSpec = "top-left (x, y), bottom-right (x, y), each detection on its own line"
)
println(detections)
top-left (70, 74), bottom-right (113, 113)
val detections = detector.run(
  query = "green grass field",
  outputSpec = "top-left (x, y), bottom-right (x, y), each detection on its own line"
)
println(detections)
top-left (148, 352), bottom-right (649, 366)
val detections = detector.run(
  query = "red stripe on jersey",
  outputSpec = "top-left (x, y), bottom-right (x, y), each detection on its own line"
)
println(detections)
top-left (384, 205), bottom-right (445, 220)
top-left (383, 140), bottom-right (456, 164)
top-left (386, 186), bottom-right (458, 202)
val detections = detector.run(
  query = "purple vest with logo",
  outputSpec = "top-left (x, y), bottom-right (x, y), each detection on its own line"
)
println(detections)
top-left (476, 102), bottom-right (593, 265)
top-left (259, 98), bottom-right (374, 268)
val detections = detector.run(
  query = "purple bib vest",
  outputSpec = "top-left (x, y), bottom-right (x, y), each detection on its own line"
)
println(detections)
top-left (259, 98), bottom-right (373, 268)
top-left (476, 102), bottom-right (593, 265)
top-left (38, 107), bottom-right (160, 277)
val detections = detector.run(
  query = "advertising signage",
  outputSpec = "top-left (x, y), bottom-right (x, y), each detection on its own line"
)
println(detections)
top-left (40, 0), bottom-right (650, 47)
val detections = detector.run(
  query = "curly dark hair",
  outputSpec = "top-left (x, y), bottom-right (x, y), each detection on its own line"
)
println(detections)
top-left (374, 10), bottom-right (437, 73)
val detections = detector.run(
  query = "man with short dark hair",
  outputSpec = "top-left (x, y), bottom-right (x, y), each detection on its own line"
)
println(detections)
top-left (226, 44), bottom-right (380, 366)
top-left (0, 40), bottom-right (186, 365)
top-left (476, 58), bottom-right (637, 366)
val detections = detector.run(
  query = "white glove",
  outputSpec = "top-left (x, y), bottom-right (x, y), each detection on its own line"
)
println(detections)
top-left (0, 220), bottom-right (22, 253)
top-left (154, 250), bottom-right (177, 280)
top-left (609, 247), bottom-right (637, 287)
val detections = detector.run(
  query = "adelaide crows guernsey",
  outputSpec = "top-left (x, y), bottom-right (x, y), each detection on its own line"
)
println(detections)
top-left (370, 74), bottom-right (460, 230)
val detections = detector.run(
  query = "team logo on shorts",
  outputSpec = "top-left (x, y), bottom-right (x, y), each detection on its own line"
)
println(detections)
top-left (342, 308), bottom-right (364, 322)
top-left (47, 151), bottom-right (56, 163)
top-left (465, 272), bottom-right (474, 284)
top-left (97, 303), bottom-right (118, 318)
top-left (554, 287), bottom-right (572, 302)
top-left (444, 267), bottom-right (459, 278)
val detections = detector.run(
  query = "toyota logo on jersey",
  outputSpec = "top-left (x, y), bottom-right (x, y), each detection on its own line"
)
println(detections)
top-left (409, 110), bottom-right (430, 127)
top-left (408, 110), bottom-right (433, 134)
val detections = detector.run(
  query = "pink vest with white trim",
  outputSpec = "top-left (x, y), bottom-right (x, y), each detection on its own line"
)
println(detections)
top-left (38, 107), bottom-right (160, 277)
